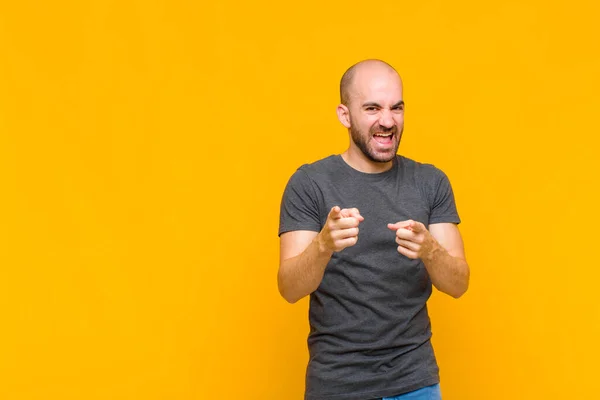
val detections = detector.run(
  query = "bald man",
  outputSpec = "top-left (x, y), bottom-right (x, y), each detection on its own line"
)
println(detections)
top-left (278, 60), bottom-right (469, 400)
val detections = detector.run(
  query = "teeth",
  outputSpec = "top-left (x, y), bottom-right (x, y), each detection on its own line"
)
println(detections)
top-left (374, 133), bottom-right (392, 137)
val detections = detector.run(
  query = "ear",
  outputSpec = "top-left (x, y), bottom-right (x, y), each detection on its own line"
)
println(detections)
top-left (336, 104), bottom-right (351, 128)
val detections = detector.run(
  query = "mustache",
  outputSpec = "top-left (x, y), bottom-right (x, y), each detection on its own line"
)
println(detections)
top-left (370, 125), bottom-right (398, 134)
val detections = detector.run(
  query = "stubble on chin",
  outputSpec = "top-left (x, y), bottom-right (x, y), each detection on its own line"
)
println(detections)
top-left (350, 126), bottom-right (401, 164)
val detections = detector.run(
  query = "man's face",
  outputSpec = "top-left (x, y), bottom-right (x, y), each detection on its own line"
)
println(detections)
top-left (347, 71), bottom-right (404, 163)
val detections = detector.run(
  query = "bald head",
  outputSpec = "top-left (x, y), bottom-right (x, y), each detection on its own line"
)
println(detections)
top-left (340, 59), bottom-right (400, 106)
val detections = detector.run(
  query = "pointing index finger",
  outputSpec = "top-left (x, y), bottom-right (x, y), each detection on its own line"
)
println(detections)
top-left (329, 206), bottom-right (342, 220)
top-left (387, 220), bottom-right (412, 231)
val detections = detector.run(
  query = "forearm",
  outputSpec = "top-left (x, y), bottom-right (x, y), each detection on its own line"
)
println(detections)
top-left (278, 235), bottom-right (333, 304)
top-left (422, 240), bottom-right (470, 298)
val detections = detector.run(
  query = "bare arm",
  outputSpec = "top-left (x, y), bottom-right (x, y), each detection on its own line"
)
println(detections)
top-left (278, 207), bottom-right (363, 303)
top-left (278, 230), bottom-right (332, 304)
top-left (388, 221), bottom-right (470, 298)
top-left (423, 223), bottom-right (469, 298)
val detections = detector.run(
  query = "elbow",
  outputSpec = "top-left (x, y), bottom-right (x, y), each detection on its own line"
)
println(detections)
top-left (449, 285), bottom-right (468, 299)
top-left (450, 268), bottom-right (470, 299)
top-left (282, 293), bottom-right (301, 304)
top-left (277, 271), bottom-right (302, 304)
top-left (278, 284), bottom-right (299, 304)
top-left (445, 282), bottom-right (468, 299)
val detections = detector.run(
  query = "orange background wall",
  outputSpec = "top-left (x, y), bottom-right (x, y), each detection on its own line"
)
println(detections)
top-left (1, 1), bottom-right (599, 399)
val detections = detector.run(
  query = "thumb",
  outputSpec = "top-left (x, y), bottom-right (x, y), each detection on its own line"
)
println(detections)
top-left (409, 221), bottom-right (425, 232)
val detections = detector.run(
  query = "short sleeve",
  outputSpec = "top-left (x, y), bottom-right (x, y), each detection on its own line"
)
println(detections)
top-left (278, 168), bottom-right (322, 236)
top-left (428, 169), bottom-right (461, 225)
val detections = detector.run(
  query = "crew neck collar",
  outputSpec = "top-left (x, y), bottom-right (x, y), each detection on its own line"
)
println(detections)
top-left (334, 154), bottom-right (399, 180)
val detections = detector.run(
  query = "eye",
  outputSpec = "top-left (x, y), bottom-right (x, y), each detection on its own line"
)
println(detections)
top-left (365, 106), bottom-right (377, 112)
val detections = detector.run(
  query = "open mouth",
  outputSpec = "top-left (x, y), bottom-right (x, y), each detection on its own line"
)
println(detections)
top-left (373, 132), bottom-right (394, 145)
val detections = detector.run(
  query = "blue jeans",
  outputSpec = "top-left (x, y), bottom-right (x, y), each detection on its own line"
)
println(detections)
top-left (381, 383), bottom-right (441, 400)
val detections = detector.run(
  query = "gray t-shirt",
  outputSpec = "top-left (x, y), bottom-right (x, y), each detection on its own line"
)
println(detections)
top-left (279, 155), bottom-right (461, 400)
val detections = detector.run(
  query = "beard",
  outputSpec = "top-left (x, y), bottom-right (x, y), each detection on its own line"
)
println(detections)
top-left (350, 120), bottom-right (403, 163)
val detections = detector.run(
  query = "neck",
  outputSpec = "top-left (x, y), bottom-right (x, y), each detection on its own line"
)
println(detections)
top-left (341, 148), bottom-right (394, 174)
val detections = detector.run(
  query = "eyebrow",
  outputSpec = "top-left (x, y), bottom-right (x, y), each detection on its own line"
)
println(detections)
top-left (362, 100), bottom-right (405, 108)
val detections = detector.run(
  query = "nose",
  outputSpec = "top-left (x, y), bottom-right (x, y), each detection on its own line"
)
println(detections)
top-left (379, 109), bottom-right (395, 129)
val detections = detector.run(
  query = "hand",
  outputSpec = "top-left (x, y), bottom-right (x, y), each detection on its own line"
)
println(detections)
top-left (387, 220), bottom-right (435, 260)
top-left (318, 206), bottom-right (364, 252)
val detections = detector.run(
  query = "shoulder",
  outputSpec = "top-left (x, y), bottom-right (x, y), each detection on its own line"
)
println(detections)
top-left (398, 155), bottom-right (447, 181)
top-left (284, 155), bottom-right (338, 190)
top-left (296, 155), bottom-right (338, 175)
top-left (288, 155), bottom-right (340, 186)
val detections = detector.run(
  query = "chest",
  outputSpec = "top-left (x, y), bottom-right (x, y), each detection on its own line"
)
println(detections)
top-left (316, 180), bottom-right (432, 236)
top-left (314, 177), bottom-right (432, 296)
